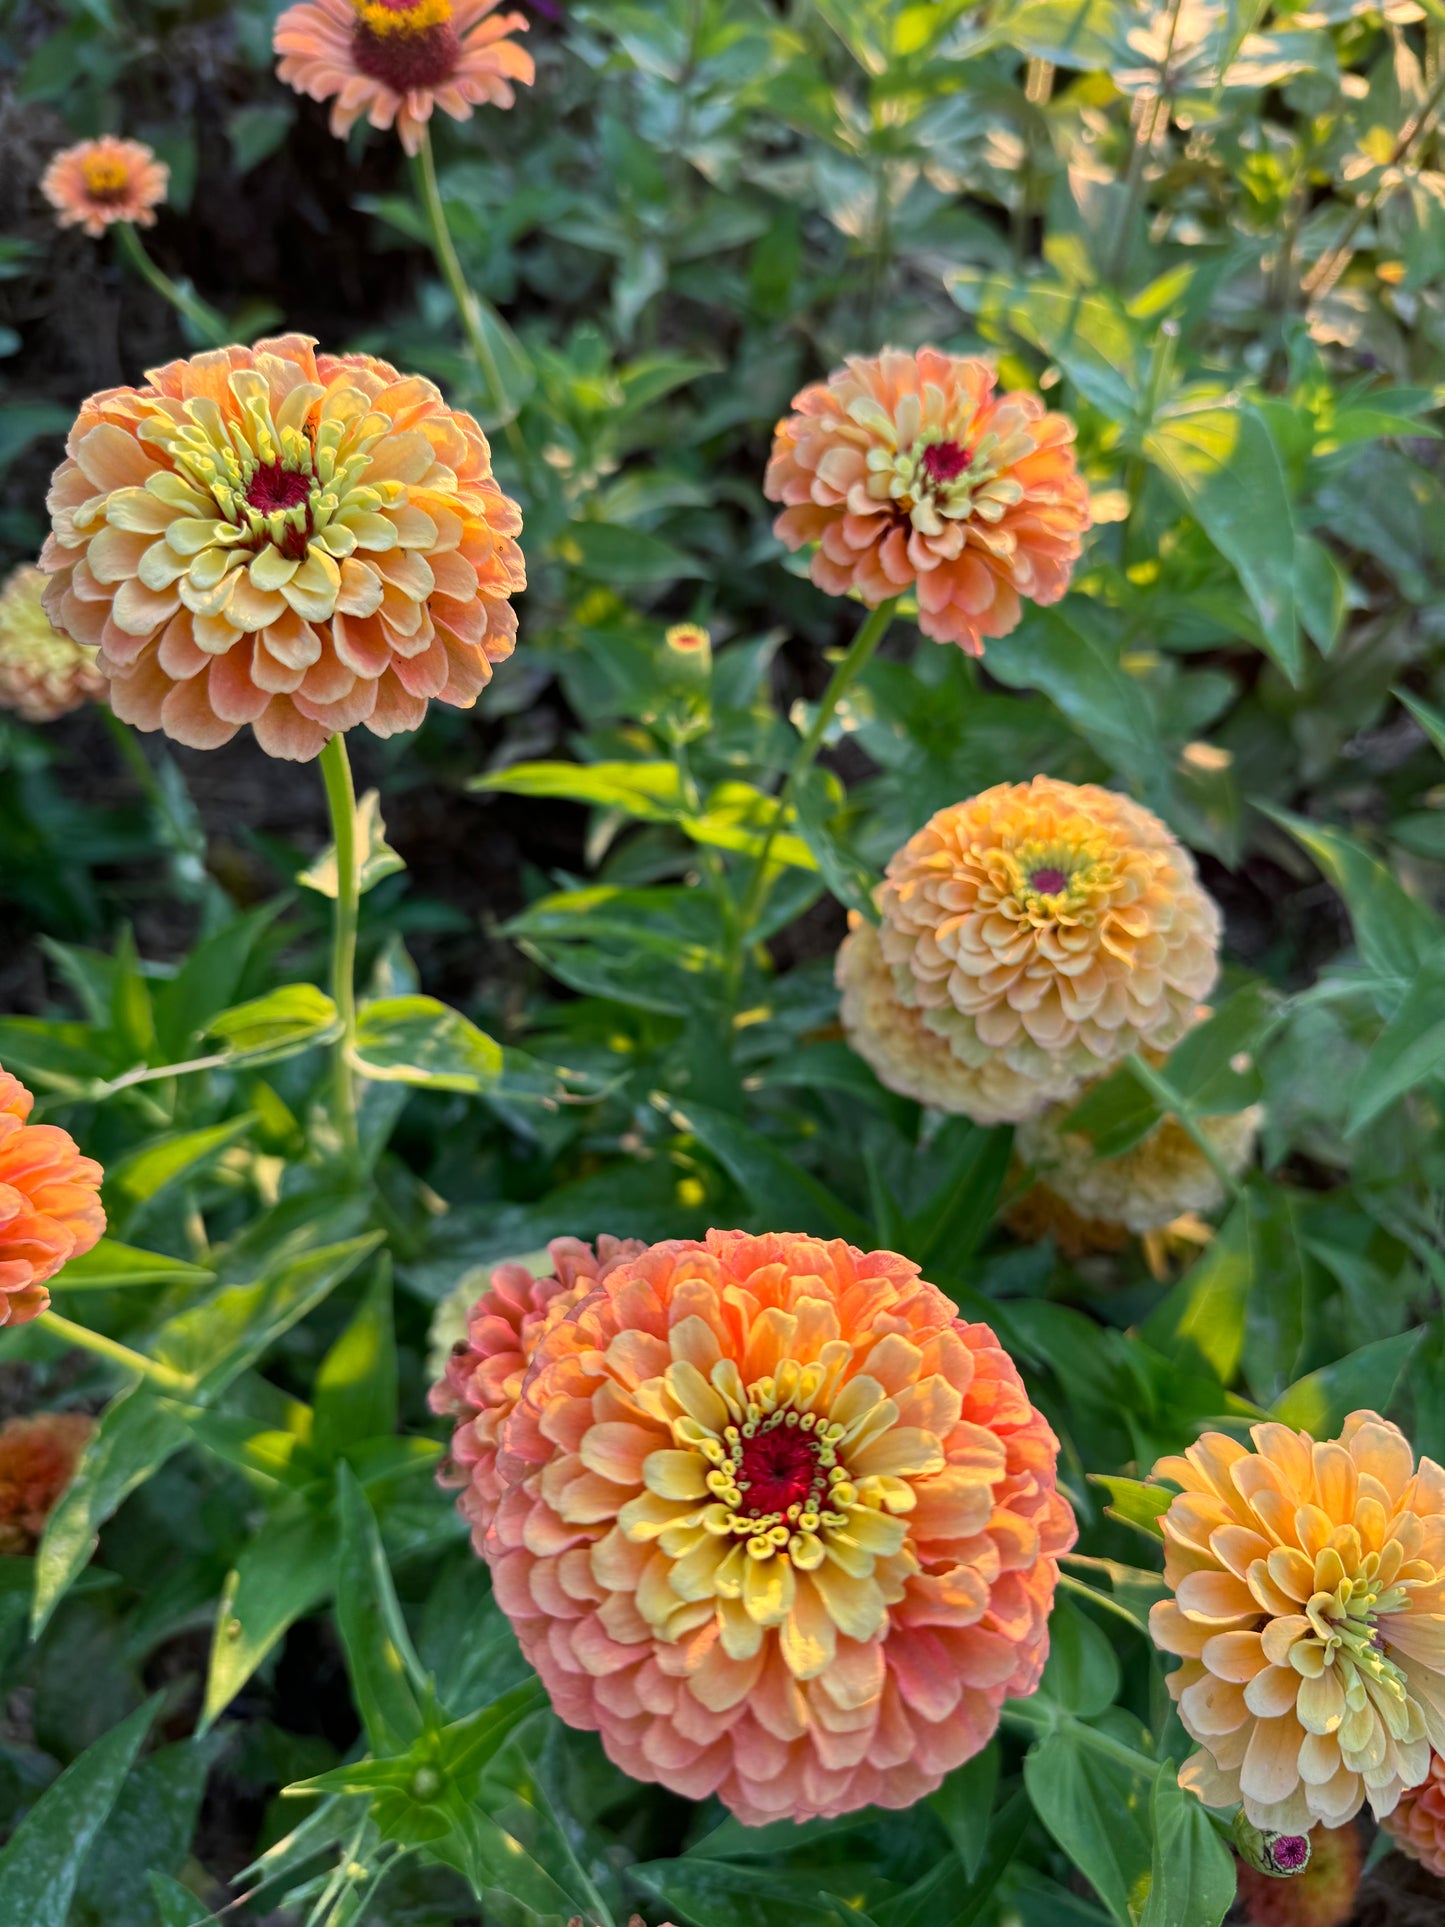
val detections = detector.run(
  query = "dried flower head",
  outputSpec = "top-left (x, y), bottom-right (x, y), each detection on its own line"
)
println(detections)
top-left (0, 1068), bottom-right (105, 1327)
top-left (40, 334), bottom-right (524, 761)
top-left (1016, 1098), bottom-right (1261, 1235)
top-left (40, 137), bottom-right (168, 238)
top-left (460, 1229), bottom-right (1073, 1823)
top-left (1150, 1411), bottom-right (1445, 1833)
top-left (0, 564), bottom-right (105, 723)
top-left (764, 349), bottom-right (1090, 653)
top-left (0, 1413), bottom-right (94, 1553)
top-left (275, 0), bottom-right (533, 157)
top-left (1384, 1745), bottom-right (1445, 1876)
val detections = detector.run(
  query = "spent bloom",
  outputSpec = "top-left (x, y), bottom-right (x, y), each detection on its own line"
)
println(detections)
top-left (0, 564), bottom-right (105, 723)
top-left (1150, 1411), bottom-right (1445, 1833)
top-left (40, 137), bottom-right (168, 238)
top-left (40, 334), bottom-right (524, 762)
top-left (0, 1067), bottom-right (105, 1328)
top-left (275, 0), bottom-right (533, 157)
top-left (764, 349), bottom-right (1090, 654)
top-left (1234, 1821), bottom-right (1361, 1927)
top-left (440, 1229), bottom-right (1074, 1824)
top-left (1384, 1745), bottom-right (1445, 1875)
top-left (837, 778), bottom-right (1221, 1125)
top-left (0, 1413), bottom-right (94, 1553)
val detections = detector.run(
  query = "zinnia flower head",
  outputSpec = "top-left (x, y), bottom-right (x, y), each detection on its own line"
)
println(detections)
top-left (0, 564), bottom-right (106, 723)
top-left (0, 1067), bottom-right (105, 1327)
top-left (837, 778), bottom-right (1221, 1125)
top-left (1150, 1410), bottom-right (1445, 1834)
top-left (40, 137), bottom-right (168, 238)
top-left (1235, 1821), bottom-right (1361, 1927)
top-left (40, 334), bottom-right (525, 761)
top-left (450, 1228), bottom-right (1074, 1824)
top-left (275, 0), bottom-right (534, 157)
top-left (764, 349), bottom-right (1090, 653)
top-left (0, 1412), bottom-right (94, 1553)
top-left (1385, 1744), bottom-right (1445, 1874)
top-left (1003, 1177), bottom-right (1130, 1262)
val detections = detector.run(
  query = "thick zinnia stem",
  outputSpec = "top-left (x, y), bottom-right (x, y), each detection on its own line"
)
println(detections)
top-left (1125, 1053), bottom-right (1246, 1205)
top-left (112, 222), bottom-right (230, 347)
top-left (319, 733), bottom-right (361, 1165)
top-left (36, 1310), bottom-right (193, 1395)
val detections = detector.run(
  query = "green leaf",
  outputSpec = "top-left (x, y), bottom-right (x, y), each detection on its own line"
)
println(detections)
top-left (74, 1734), bottom-right (224, 1927)
top-left (655, 1094), bottom-right (874, 1245)
top-left (564, 521), bottom-right (703, 584)
top-left (147, 1872), bottom-right (206, 1927)
top-left (103, 1115), bottom-right (256, 1233)
top-left (1260, 805), bottom-right (1440, 984)
top-left (906, 1122), bottom-right (1014, 1271)
top-left (298, 789), bottom-right (406, 900)
top-left (1396, 684), bottom-right (1445, 761)
top-left (1347, 950), bottom-right (1445, 1132)
top-left (1037, 1599), bottom-right (1122, 1719)
top-left (0, 1696), bottom-right (157, 1927)
top-left (50, 1239), bottom-right (214, 1292)
top-left (1271, 1329), bottom-right (1425, 1436)
top-left (471, 758), bottom-right (683, 817)
top-left (207, 983), bottom-right (342, 1068)
top-left (1090, 1476), bottom-right (1170, 1540)
top-left (201, 1505), bottom-right (338, 1731)
top-left (334, 1464), bottom-right (427, 1755)
top-left (153, 904), bottom-right (282, 1060)
top-left (314, 1258), bottom-right (397, 1460)
top-left (351, 996), bottom-right (503, 1095)
top-left (1142, 1200), bottom-right (1250, 1381)
top-left (634, 1858), bottom-right (877, 1927)
top-left (1138, 1766), bottom-right (1236, 1927)
top-left (1023, 1726), bottom-right (1152, 1927)
top-left (926, 1745), bottom-right (998, 1883)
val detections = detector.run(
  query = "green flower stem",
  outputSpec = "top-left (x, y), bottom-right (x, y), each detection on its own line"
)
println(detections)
top-left (1125, 1052), bottom-right (1245, 1206)
top-left (113, 222), bottom-right (230, 347)
top-left (1001, 1701), bottom-right (1163, 1781)
top-left (320, 732), bottom-right (361, 1165)
top-left (736, 596), bottom-right (898, 948)
top-left (35, 1309), bottom-right (193, 1394)
top-left (414, 126), bottom-right (530, 474)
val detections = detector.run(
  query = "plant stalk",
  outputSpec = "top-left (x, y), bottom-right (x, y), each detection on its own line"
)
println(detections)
top-left (319, 732), bottom-right (361, 1165)
top-left (35, 1309), bottom-right (193, 1394)
top-left (1126, 1052), bottom-right (1245, 1204)
top-left (113, 222), bottom-right (230, 346)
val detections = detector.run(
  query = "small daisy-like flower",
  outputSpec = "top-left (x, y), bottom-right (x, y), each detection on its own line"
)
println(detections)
top-left (1235, 1821), bottom-right (1361, 1927)
top-left (275, 0), bottom-right (534, 157)
top-left (764, 349), bottom-right (1090, 654)
top-left (1016, 1097), bottom-right (1261, 1234)
top-left (0, 1067), bottom-right (105, 1328)
top-left (0, 1413), bottom-right (94, 1553)
top-left (836, 778), bottom-right (1221, 1125)
top-left (1385, 1746), bottom-right (1445, 1875)
top-left (448, 1229), bottom-right (1075, 1824)
top-left (40, 137), bottom-right (168, 239)
top-left (1150, 1411), bottom-right (1445, 1834)
top-left (0, 564), bottom-right (106, 723)
top-left (40, 334), bottom-right (525, 761)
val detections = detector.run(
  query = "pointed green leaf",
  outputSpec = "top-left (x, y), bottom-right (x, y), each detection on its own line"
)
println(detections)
top-left (1260, 805), bottom-right (1440, 984)
top-left (314, 1258), bottom-right (397, 1459)
top-left (206, 983), bottom-right (342, 1068)
top-left (298, 789), bottom-right (406, 901)
top-left (351, 996), bottom-right (503, 1096)
top-left (1347, 951), bottom-right (1445, 1132)
top-left (50, 1239), bottom-right (214, 1291)
top-left (201, 1505), bottom-right (337, 1731)
top-left (1139, 1766), bottom-right (1236, 1927)
top-left (1271, 1329), bottom-right (1425, 1436)
top-left (334, 1465), bottom-right (427, 1754)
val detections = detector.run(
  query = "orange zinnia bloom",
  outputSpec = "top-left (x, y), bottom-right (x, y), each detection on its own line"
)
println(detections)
top-left (440, 1229), bottom-right (1074, 1823)
top-left (275, 0), bottom-right (533, 157)
top-left (40, 334), bottom-right (525, 761)
top-left (0, 1413), bottom-right (94, 1553)
top-left (764, 349), bottom-right (1090, 653)
top-left (0, 564), bottom-right (106, 722)
top-left (1150, 1411), bottom-right (1445, 1834)
top-left (40, 137), bottom-right (168, 239)
top-left (0, 1068), bottom-right (105, 1327)
top-left (1017, 1094), bottom-right (1261, 1234)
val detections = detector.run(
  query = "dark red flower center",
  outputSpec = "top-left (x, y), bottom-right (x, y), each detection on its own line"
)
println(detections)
top-left (1029, 866), bottom-right (1069, 894)
top-left (1270, 1835), bottom-right (1310, 1873)
top-left (245, 461), bottom-right (312, 516)
top-left (352, 13), bottom-right (461, 91)
top-left (920, 439), bottom-right (971, 485)
top-left (736, 1426), bottom-right (820, 1515)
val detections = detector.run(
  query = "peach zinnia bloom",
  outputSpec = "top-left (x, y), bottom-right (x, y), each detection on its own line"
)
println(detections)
top-left (275, 0), bottom-right (533, 157)
top-left (0, 1067), bottom-right (105, 1328)
top-left (0, 1413), bottom-right (94, 1553)
top-left (837, 778), bottom-right (1221, 1125)
top-left (1385, 1746), bottom-right (1445, 1875)
top-left (0, 564), bottom-right (106, 723)
top-left (764, 349), bottom-right (1090, 653)
top-left (1150, 1411), bottom-right (1445, 1834)
top-left (40, 334), bottom-right (525, 762)
top-left (40, 137), bottom-right (168, 239)
top-left (1016, 1095), bottom-right (1261, 1234)
top-left (452, 1229), bottom-right (1074, 1824)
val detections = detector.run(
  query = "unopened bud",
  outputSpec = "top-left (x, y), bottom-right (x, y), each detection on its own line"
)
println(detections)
top-left (410, 1766), bottom-right (443, 1802)
top-left (1232, 1810), bottom-right (1311, 1877)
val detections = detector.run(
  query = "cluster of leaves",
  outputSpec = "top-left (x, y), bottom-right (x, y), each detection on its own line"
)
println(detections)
top-left (3, 0), bottom-right (1445, 1923)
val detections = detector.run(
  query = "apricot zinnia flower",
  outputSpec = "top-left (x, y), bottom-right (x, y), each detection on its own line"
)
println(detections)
top-left (1384, 1746), bottom-right (1445, 1875)
top-left (466, 1229), bottom-right (1074, 1824)
top-left (764, 349), bottom-right (1090, 654)
top-left (1150, 1411), bottom-right (1445, 1833)
top-left (1016, 1097), bottom-right (1261, 1234)
top-left (837, 778), bottom-right (1221, 1125)
top-left (275, 0), bottom-right (533, 157)
top-left (0, 1413), bottom-right (94, 1553)
top-left (40, 334), bottom-right (525, 761)
top-left (0, 1068), bottom-right (105, 1327)
top-left (0, 564), bottom-right (105, 722)
top-left (40, 137), bottom-right (168, 239)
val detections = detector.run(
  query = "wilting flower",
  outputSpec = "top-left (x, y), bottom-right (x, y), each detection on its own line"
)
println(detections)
top-left (1150, 1411), bottom-right (1445, 1833)
top-left (431, 1236), bottom-right (644, 1546)
top-left (0, 1413), bottom-right (94, 1553)
top-left (275, 0), bottom-right (533, 157)
top-left (40, 137), bottom-right (168, 239)
top-left (1235, 1822), bottom-right (1361, 1927)
top-left (1384, 1745), bottom-right (1445, 1875)
top-left (0, 1067), bottom-right (105, 1328)
top-left (837, 778), bottom-right (1221, 1126)
top-left (458, 1229), bottom-right (1073, 1824)
top-left (764, 349), bottom-right (1090, 654)
top-left (0, 564), bottom-right (105, 723)
top-left (1016, 1097), bottom-right (1261, 1234)
top-left (40, 334), bottom-right (525, 762)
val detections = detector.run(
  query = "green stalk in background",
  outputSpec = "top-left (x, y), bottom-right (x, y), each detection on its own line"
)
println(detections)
top-left (113, 221), bottom-right (231, 348)
top-left (319, 733), bottom-right (362, 1166)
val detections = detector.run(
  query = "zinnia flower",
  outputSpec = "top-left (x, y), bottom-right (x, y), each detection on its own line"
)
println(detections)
top-left (40, 137), bottom-right (168, 239)
top-left (1003, 1178), bottom-right (1130, 1263)
top-left (275, 0), bottom-right (533, 157)
top-left (836, 778), bottom-right (1221, 1126)
top-left (1385, 1745), bottom-right (1445, 1874)
top-left (451, 1228), bottom-right (1074, 1824)
top-left (0, 1412), bottom-right (94, 1553)
top-left (40, 334), bottom-right (525, 762)
top-left (0, 564), bottom-right (106, 723)
top-left (0, 1067), bottom-right (106, 1327)
top-left (1150, 1411), bottom-right (1445, 1833)
top-left (1016, 1096), bottom-right (1261, 1235)
top-left (763, 349), bottom-right (1090, 654)
top-left (1235, 1821), bottom-right (1361, 1927)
